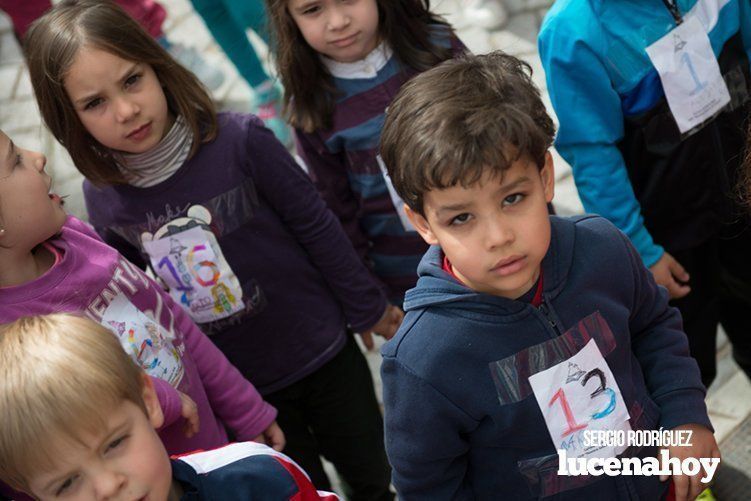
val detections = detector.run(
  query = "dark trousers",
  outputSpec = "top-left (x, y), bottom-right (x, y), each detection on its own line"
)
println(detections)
top-left (672, 223), bottom-right (751, 388)
top-left (265, 335), bottom-right (394, 501)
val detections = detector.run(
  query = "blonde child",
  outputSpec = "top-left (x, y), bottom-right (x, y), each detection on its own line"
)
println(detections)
top-left (25, 1), bottom-right (401, 496)
top-left (266, 0), bottom-right (466, 302)
top-left (0, 314), bottom-right (338, 501)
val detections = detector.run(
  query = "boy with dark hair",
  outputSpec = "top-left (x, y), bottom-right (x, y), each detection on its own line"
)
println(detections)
top-left (379, 52), bottom-right (720, 500)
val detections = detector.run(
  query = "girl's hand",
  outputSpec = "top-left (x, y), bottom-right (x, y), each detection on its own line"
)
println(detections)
top-left (649, 252), bottom-right (691, 299)
top-left (253, 421), bottom-right (286, 452)
top-left (659, 424), bottom-right (720, 501)
top-left (178, 391), bottom-right (200, 438)
top-left (359, 305), bottom-right (405, 349)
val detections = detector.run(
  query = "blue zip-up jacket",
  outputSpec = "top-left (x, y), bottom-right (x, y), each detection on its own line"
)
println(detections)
top-left (381, 215), bottom-right (710, 500)
top-left (539, 0), bottom-right (751, 267)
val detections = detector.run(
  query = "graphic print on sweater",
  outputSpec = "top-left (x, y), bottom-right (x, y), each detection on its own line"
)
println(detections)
top-left (102, 294), bottom-right (185, 387)
top-left (142, 204), bottom-right (244, 323)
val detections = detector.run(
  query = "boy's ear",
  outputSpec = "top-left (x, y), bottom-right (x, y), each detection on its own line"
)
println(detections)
top-left (141, 374), bottom-right (165, 429)
top-left (541, 151), bottom-right (555, 204)
top-left (405, 204), bottom-right (439, 246)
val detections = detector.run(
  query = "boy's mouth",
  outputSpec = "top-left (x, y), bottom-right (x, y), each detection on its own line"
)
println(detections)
top-left (490, 255), bottom-right (526, 276)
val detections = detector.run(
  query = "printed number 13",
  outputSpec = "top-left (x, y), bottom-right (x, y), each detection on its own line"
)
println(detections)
top-left (548, 368), bottom-right (617, 438)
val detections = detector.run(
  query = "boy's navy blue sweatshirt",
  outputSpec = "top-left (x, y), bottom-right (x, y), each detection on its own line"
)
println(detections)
top-left (381, 215), bottom-right (710, 500)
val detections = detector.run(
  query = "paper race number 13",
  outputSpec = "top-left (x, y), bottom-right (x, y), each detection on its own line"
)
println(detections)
top-left (529, 339), bottom-right (631, 458)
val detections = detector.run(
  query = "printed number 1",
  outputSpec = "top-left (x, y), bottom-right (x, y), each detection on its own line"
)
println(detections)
top-left (157, 256), bottom-right (193, 292)
top-left (680, 52), bottom-right (707, 95)
top-left (549, 388), bottom-right (588, 438)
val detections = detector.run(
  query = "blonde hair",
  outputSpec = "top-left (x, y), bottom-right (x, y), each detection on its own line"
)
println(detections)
top-left (0, 314), bottom-right (146, 493)
top-left (24, 0), bottom-right (217, 186)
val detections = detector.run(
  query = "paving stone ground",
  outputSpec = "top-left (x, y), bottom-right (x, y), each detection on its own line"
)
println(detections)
top-left (1, 0), bottom-right (749, 497)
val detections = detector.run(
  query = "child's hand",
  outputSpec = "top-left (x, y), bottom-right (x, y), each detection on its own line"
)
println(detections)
top-left (659, 424), bottom-right (720, 501)
top-left (359, 305), bottom-right (405, 349)
top-left (649, 252), bottom-right (691, 299)
top-left (253, 421), bottom-right (286, 452)
top-left (178, 391), bottom-right (200, 438)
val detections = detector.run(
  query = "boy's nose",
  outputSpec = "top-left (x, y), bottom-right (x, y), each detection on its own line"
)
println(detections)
top-left (93, 469), bottom-right (126, 500)
top-left (485, 219), bottom-right (514, 249)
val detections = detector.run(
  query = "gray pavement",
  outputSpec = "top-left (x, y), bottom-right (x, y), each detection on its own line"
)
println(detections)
top-left (1, 0), bottom-right (750, 497)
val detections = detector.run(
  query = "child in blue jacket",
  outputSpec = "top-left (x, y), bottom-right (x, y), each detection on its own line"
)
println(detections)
top-left (539, 0), bottom-right (751, 388)
top-left (378, 52), bottom-right (719, 500)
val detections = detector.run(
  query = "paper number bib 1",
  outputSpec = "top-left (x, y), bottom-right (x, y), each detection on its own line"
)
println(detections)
top-left (528, 339), bottom-right (631, 459)
top-left (142, 225), bottom-right (244, 323)
top-left (645, 16), bottom-right (730, 134)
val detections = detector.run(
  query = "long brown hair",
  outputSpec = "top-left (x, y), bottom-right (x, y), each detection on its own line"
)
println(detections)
top-left (266, 0), bottom-right (456, 133)
top-left (24, 0), bottom-right (217, 186)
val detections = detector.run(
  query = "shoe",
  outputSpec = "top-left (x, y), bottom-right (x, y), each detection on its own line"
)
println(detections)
top-left (462, 0), bottom-right (508, 30)
top-left (159, 37), bottom-right (226, 92)
top-left (696, 487), bottom-right (716, 501)
top-left (252, 80), bottom-right (292, 149)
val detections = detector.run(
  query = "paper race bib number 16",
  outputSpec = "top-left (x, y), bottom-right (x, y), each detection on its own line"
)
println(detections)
top-left (143, 226), bottom-right (244, 323)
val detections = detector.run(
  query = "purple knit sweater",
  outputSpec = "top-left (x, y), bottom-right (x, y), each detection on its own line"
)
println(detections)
top-left (83, 113), bottom-right (389, 394)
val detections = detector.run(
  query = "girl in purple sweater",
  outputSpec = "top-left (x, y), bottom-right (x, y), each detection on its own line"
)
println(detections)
top-left (24, 1), bottom-right (401, 497)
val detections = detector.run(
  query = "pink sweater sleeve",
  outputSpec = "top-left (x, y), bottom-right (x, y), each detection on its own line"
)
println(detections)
top-left (168, 296), bottom-right (277, 440)
top-left (67, 215), bottom-right (276, 440)
top-left (151, 375), bottom-right (183, 428)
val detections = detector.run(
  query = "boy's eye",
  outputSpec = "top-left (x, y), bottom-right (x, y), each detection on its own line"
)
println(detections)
top-left (84, 98), bottom-right (103, 110)
top-left (450, 213), bottom-right (472, 226)
top-left (14, 153), bottom-right (22, 168)
top-left (106, 435), bottom-right (128, 452)
top-left (124, 73), bottom-right (141, 87)
top-left (55, 475), bottom-right (77, 496)
top-left (503, 193), bottom-right (525, 206)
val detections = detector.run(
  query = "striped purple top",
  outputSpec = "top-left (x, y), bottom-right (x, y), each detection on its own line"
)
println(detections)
top-left (295, 28), bottom-right (466, 302)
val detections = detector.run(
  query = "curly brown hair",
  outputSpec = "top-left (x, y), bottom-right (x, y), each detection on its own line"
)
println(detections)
top-left (24, 0), bottom-right (217, 186)
top-left (380, 51), bottom-right (556, 215)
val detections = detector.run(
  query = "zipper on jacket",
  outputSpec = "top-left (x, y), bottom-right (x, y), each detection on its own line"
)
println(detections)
top-left (537, 297), bottom-right (563, 337)
top-left (661, 0), bottom-right (683, 24)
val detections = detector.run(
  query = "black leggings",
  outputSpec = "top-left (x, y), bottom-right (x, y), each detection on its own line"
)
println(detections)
top-left (264, 335), bottom-right (394, 501)
top-left (671, 222), bottom-right (751, 388)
